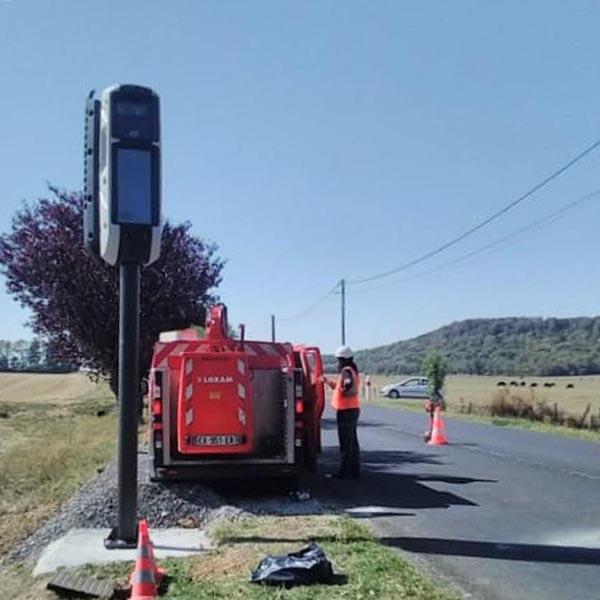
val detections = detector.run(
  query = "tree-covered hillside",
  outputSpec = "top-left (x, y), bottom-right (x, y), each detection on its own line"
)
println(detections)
top-left (327, 317), bottom-right (600, 376)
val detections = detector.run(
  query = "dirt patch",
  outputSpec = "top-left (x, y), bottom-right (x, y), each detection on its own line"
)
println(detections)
top-left (193, 545), bottom-right (259, 581)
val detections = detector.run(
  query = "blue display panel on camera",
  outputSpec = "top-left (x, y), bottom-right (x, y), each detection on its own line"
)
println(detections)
top-left (116, 148), bottom-right (152, 225)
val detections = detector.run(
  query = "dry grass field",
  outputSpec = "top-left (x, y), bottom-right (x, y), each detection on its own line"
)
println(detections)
top-left (0, 372), bottom-right (101, 405)
top-left (367, 374), bottom-right (600, 419)
top-left (0, 373), bottom-right (116, 556)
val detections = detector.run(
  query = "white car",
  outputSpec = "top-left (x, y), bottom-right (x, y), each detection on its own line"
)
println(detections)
top-left (380, 377), bottom-right (431, 399)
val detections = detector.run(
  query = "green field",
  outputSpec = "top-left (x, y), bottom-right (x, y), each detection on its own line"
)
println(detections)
top-left (361, 373), bottom-right (600, 440)
top-left (367, 374), bottom-right (600, 419)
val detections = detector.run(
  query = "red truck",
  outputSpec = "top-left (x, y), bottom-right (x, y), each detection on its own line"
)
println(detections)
top-left (147, 304), bottom-right (325, 484)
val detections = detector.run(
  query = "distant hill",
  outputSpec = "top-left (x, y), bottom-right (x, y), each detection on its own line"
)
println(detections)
top-left (325, 317), bottom-right (600, 376)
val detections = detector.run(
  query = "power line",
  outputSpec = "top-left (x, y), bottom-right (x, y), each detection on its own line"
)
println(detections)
top-left (351, 187), bottom-right (600, 293)
top-left (347, 136), bottom-right (600, 285)
top-left (248, 187), bottom-right (597, 339)
top-left (278, 281), bottom-right (341, 322)
top-left (244, 282), bottom-right (340, 339)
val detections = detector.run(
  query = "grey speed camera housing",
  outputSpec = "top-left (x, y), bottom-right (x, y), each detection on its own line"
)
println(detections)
top-left (84, 84), bottom-right (162, 266)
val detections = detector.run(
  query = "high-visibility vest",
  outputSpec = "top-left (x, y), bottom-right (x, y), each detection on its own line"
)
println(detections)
top-left (331, 367), bottom-right (361, 411)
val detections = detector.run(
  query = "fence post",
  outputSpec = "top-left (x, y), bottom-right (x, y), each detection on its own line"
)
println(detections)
top-left (579, 403), bottom-right (591, 429)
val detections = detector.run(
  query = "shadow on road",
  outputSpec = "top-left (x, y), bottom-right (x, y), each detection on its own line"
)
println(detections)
top-left (313, 447), bottom-right (493, 511)
top-left (413, 474), bottom-right (497, 485)
top-left (201, 447), bottom-right (490, 518)
top-left (360, 449), bottom-right (443, 467)
top-left (381, 537), bottom-right (600, 565)
top-left (195, 439), bottom-right (497, 520)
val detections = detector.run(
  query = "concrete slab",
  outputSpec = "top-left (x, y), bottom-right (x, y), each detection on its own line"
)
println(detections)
top-left (34, 528), bottom-right (211, 576)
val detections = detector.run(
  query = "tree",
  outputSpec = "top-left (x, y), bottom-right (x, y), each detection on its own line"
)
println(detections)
top-left (0, 187), bottom-right (224, 392)
top-left (12, 339), bottom-right (29, 370)
top-left (43, 338), bottom-right (76, 373)
top-left (28, 338), bottom-right (42, 370)
top-left (423, 351), bottom-right (447, 399)
top-left (0, 341), bottom-right (11, 370)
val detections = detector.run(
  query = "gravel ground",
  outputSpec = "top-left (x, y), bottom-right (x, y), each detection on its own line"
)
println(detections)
top-left (238, 497), bottom-right (328, 516)
top-left (2, 451), bottom-right (327, 567)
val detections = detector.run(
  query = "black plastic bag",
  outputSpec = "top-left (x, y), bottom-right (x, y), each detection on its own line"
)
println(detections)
top-left (250, 543), bottom-right (338, 587)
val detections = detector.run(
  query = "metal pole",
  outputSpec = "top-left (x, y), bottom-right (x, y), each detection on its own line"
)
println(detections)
top-left (271, 314), bottom-right (276, 342)
top-left (108, 262), bottom-right (140, 547)
top-left (341, 278), bottom-right (346, 345)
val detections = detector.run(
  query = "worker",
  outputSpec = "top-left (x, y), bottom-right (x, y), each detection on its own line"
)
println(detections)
top-left (321, 345), bottom-right (361, 478)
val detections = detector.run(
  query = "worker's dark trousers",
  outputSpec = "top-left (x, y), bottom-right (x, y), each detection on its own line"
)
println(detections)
top-left (336, 408), bottom-right (360, 477)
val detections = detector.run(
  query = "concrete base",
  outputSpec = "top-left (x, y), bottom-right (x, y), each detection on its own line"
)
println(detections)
top-left (34, 528), bottom-right (211, 576)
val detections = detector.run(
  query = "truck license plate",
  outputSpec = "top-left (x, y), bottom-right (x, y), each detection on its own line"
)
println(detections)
top-left (189, 434), bottom-right (243, 446)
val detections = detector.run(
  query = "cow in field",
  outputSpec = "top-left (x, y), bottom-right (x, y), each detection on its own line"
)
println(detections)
top-left (497, 381), bottom-right (506, 386)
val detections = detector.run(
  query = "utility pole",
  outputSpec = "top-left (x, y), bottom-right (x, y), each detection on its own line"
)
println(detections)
top-left (271, 314), bottom-right (276, 342)
top-left (340, 278), bottom-right (346, 345)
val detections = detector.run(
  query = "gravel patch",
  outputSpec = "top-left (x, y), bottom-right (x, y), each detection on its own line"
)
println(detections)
top-left (239, 497), bottom-right (329, 516)
top-left (2, 451), bottom-right (328, 567)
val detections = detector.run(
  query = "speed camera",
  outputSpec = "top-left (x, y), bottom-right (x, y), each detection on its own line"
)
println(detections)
top-left (84, 84), bottom-right (162, 265)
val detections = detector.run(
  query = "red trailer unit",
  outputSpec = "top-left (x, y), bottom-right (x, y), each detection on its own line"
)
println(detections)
top-left (148, 304), bottom-right (325, 482)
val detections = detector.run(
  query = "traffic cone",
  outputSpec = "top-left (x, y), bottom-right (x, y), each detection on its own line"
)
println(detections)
top-left (140, 520), bottom-right (166, 584)
top-left (427, 407), bottom-right (448, 446)
top-left (129, 520), bottom-right (157, 599)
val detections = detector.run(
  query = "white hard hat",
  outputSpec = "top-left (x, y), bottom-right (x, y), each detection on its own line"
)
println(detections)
top-left (335, 345), bottom-right (354, 359)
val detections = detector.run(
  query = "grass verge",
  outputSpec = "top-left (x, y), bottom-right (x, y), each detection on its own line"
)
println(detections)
top-left (0, 386), bottom-right (116, 556)
top-left (0, 516), bottom-right (457, 600)
top-left (163, 516), bottom-right (457, 599)
top-left (372, 399), bottom-right (600, 443)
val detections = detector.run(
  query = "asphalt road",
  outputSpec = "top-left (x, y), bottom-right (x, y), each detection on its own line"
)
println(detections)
top-left (313, 404), bottom-right (600, 600)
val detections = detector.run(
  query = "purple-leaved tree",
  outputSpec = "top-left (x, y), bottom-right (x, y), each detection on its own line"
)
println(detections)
top-left (0, 187), bottom-right (224, 393)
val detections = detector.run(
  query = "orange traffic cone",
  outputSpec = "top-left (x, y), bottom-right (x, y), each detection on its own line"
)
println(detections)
top-left (139, 520), bottom-right (166, 584)
top-left (427, 407), bottom-right (448, 446)
top-left (129, 520), bottom-right (157, 599)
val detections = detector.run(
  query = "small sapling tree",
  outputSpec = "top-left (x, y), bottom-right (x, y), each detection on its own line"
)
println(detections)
top-left (423, 351), bottom-right (447, 409)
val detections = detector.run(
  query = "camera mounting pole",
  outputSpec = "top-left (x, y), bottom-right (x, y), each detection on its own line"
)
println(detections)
top-left (84, 84), bottom-right (162, 548)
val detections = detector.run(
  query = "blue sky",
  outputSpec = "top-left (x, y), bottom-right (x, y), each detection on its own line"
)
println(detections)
top-left (2, 1), bottom-right (600, 353)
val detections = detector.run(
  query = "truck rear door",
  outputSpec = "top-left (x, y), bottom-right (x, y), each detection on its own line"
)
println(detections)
top-left (176, 351), bottom-right (254, 455)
